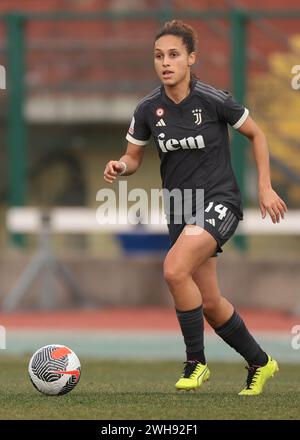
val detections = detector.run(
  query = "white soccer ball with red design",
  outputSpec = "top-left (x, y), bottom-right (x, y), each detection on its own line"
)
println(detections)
top-left (28, 344), bottom-right (81, 396)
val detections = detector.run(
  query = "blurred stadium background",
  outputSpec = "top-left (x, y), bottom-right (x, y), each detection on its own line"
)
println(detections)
top-left (0, 0), bottom-right (300, 365)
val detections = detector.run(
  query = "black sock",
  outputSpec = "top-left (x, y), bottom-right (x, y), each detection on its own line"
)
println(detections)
top-left (176, 305), bottom-right (206, 364)
top-left (214, 310), bottom-right (268, 366)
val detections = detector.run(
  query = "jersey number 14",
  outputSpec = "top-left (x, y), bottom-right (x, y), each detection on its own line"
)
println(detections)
top-left (205, 202), bottom-right (228, 220)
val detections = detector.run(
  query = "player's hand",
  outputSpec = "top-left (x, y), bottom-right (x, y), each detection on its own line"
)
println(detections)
top-left (259, 187), bottom-right (287, 223)
top-left (103, 160), bottom-right (126, 183)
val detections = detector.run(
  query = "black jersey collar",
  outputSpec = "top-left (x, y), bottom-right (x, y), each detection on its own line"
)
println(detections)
top-left (161, 76), bottom-right (197, 107)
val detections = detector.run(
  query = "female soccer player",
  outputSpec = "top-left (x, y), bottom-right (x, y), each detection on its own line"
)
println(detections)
top-left (103, 20), bottom-right (287, 395)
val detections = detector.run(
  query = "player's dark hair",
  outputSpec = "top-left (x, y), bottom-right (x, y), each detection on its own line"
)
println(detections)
top-left (154, 20), bottom-right (198, 54)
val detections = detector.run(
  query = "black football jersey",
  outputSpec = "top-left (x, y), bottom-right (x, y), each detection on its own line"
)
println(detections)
top-left (126, 78), bottom-right (249, 219)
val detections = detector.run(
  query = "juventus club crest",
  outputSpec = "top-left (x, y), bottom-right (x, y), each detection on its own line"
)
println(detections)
top-left (192, 108), bottom-right (202, 125)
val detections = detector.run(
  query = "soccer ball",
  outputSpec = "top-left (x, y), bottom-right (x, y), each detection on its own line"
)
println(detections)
top-left (28, 344), bottom-right (81, 396)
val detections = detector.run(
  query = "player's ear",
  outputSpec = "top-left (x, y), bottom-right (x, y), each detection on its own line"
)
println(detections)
top-left (188, 52), bottom-right (196, 67)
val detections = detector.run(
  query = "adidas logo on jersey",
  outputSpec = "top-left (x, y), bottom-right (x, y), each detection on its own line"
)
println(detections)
top-left (157, 133), bottom-right (206, 153)
top-left (156, 119), bottom-right (166, 127)
top-left (205, 218), bottom-right (216, 227)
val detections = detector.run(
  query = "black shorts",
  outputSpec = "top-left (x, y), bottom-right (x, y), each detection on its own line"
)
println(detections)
top-left (167, 201), bottom-right (240, 256)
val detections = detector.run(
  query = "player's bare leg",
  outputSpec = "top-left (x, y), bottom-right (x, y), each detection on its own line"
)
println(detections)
top-left (164, 225), bottom-right (217, 311)
top-left (163, 225), bottom-right (217, 390)
top-left (192, 257), bottom-right (233, 328)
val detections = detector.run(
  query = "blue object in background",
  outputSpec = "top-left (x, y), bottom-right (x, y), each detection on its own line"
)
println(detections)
top-left (116, 231), bottom-right (170, 255)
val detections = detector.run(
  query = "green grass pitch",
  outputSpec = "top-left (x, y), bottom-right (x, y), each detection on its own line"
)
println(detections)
top-left (0, 357), bottom-right (299, 420)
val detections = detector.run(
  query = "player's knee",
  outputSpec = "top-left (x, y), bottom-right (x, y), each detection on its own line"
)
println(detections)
top-left (163, 260), bottom-right (189, 288)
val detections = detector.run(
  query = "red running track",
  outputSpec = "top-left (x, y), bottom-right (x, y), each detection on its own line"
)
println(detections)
top-left (0, 307), bottom-right (298, 332)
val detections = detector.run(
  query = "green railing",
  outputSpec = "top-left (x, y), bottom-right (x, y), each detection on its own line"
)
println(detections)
top-left (2, 8), bottom-right (300, 249)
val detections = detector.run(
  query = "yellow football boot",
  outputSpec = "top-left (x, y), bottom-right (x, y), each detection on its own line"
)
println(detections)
top-left (238, 355), bottom-right (279, 396)
top-left (175, 361), bottom-right (210, 391)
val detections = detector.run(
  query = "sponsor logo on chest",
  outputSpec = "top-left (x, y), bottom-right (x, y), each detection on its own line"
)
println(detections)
top-left (157, 133), bottom-right (205, 153)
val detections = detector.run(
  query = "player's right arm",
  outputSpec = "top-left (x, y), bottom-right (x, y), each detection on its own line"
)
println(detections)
top-left (103, 142), bottom-right (145, 183)
top-left (104, 99), bottom-right (150, 183)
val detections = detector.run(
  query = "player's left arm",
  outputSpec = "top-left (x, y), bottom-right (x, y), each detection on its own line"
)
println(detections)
top-left (237, 115), bottom-right (288, 223)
